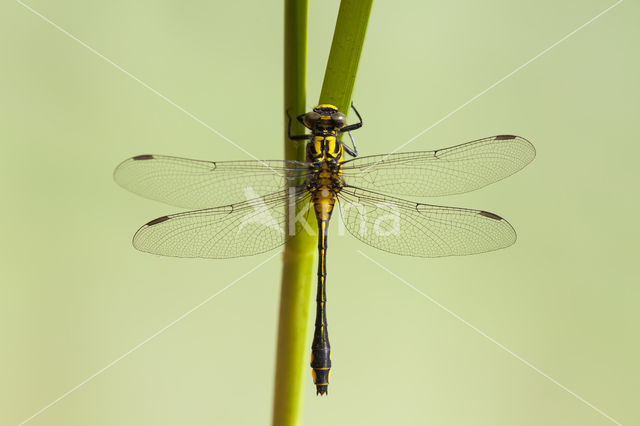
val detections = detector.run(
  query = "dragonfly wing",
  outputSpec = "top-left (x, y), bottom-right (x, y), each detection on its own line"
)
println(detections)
top-left (341, 135), bottom-right (535, 197)
top-left (133, 190), bottom-right (312, 258)
top-left (114, 155), bottom-right (310, 209)
top-left (338, 186), bottom-right (516, 257)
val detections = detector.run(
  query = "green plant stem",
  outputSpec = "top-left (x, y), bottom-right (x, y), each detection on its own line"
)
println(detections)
top-left (273, 1), bottom-right (312, 426)
top-left (319, 0), bottom-right (373, 113)
top-left (273, 1), bottom-right (372, 425)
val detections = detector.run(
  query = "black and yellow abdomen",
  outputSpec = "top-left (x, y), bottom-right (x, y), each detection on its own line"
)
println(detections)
top-left (306, 117), bottom-right (344, 395)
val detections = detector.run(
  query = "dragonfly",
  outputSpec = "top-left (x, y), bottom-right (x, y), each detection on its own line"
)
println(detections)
top-left (114, 104), bottom-right (535, 395)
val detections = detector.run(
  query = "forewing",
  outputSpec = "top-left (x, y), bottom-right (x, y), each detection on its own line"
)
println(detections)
top-left (114, 155), bottom-right (310, 209)
top-left (338, 186), bottom-right (516, 257)
top-left (341, 135), bottom-right (535, 197)
top-left (133, 190), bottom-right (311, 258)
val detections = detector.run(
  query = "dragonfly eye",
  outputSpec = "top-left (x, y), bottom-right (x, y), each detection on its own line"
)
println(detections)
top-left (304, 111), bottom-right (321, 127)
top-left (330, 112), bottom-right (347, 127)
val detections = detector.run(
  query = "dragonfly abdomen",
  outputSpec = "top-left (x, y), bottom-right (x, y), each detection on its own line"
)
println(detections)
top-left (311, 217), bottom-right (332, 395)
top-left (305, 121), bottom-right (345, 395)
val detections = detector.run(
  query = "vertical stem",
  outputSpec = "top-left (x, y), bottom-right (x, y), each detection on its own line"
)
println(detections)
top-left (273, 0), bottom-right (372, 424)
top-left (273, 1), bottom-right (312, 425)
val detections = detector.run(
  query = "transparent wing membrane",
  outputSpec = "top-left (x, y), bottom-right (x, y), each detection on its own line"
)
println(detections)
top-left (116, 135), bottom-right (532, 260)
top-left (114, 155), bottom-right (310, 209)
top-left (341, 135), bottom-right (535, 197)
top-left (338, 186), bottom-right (516, 257)
top-left (133, 190), bottom-right (311, 258)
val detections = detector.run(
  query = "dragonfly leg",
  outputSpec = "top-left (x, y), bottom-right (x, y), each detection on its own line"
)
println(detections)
top-left (340, 102), bottom-right (364, 132)
top-left (339, 102), bottom-right (362, 157)
top-left (286, 109), bottom-right (312, 141)
top-left (342, 131), bottom-right (359, 157)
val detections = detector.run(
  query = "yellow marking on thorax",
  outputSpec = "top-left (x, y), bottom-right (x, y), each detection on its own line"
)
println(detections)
top-left (312, 137), bottom-right (323, 157)
top-left (310, 136), bottom-right (341, 160)
top-left (309, 135), bottom-right (342, 221)
top-left (325, 136), bottom-right (336, 156)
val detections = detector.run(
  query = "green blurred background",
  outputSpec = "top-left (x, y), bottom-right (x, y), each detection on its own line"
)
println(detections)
top-left (1, 0), bottom-right (638, 425)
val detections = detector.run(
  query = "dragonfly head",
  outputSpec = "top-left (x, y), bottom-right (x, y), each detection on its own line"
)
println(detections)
top-left (303, 105), bottom-right (347, 130)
